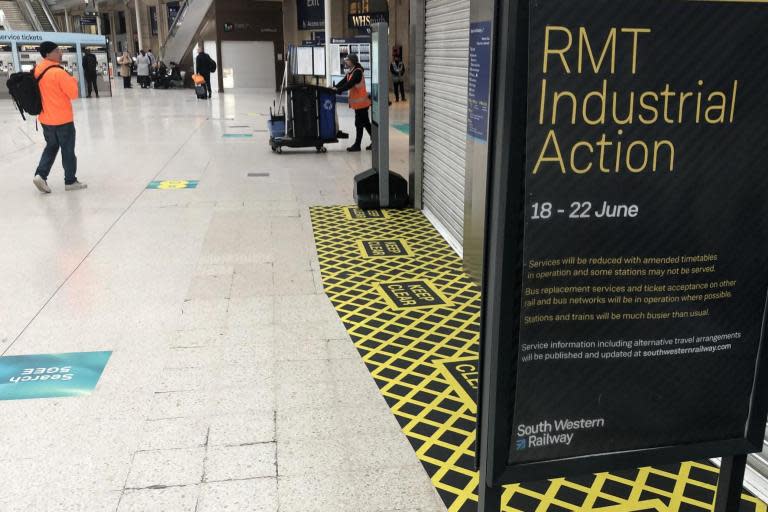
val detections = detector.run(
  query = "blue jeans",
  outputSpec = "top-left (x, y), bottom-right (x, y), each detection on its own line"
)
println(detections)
top-left (36, 122), bottom-right (77, 185)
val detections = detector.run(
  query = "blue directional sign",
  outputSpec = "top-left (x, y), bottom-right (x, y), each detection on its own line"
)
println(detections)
top-left (0, 351), bottom-right (112, 400)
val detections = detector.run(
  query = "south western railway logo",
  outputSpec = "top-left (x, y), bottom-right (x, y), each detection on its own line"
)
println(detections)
top-left (516, 418), bottom-right (606, 450)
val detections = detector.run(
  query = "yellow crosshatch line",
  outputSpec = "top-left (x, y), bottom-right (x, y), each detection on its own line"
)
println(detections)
top-left (309, 205), bottom-right (766, 512)
top-left (357, 238), bottom-right (416, 258)
top-left (374, 279), bottom-right (454, 311)
top-left (343, 206), bottom-right (390, 220)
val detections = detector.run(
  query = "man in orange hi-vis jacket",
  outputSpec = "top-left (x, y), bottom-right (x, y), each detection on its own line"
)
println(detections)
top-left (32, 41), bottom-right (87, 194)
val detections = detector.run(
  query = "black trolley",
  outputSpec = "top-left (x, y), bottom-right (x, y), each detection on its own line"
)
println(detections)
top-left (269, 85), bottom-right (340, 154)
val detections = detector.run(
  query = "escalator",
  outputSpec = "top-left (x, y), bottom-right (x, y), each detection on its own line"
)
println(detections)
top-left (160, 0), bottom-right (214, 65)
top-left (0, 0), bottom-right (33, 30)
top-left (0, 0), bottom-right (57, 32)
top-left (28, 0), bottom-right (54, 31)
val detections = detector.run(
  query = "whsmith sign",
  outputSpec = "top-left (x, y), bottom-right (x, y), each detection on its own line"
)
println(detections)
top-left (348, 12), bottom-right (388, 29)
top-left (478, 0), bottom-right (768, 510)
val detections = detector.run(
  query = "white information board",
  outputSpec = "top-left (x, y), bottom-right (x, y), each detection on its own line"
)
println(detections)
top-left (313, 47), bottom-right (325, 76)
top-left (296, 46), bottom-right (314, 75)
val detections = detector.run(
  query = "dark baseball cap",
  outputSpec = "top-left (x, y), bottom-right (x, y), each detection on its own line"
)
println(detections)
top-left (39, 41), bottom-right (59, 57)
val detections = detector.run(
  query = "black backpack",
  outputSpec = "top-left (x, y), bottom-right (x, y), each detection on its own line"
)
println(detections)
top-left (6, 65), bottom-right (62, 121)
top-left (208, 55), bottom-right (217, 73)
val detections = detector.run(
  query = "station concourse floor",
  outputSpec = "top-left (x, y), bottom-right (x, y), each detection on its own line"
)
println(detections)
top-left (0, 84), bottom-right (439, 511)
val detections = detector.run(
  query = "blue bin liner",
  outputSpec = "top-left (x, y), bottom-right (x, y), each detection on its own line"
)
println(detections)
top-left (268, 119), bottom-right (285, 138)
top-left (318, 90), bottom-right (337, 141)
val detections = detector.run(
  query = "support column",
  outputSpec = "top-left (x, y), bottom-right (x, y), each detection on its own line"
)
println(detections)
top-left (324, 0), bottom-right (332, 85)
top-left (110, 12), bottom-right (118, 54)
top-left (134, 0), bottom-right (144, 51)
top-left (64, 8), bottom-right (71, 32)
top-left (125, 4), bottom-right (135, 53)
top-left (158, 1), bottom-right (168, 49)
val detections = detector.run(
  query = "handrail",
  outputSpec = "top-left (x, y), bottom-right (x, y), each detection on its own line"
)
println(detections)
top-left (35, 0), bottom-right (58, 31)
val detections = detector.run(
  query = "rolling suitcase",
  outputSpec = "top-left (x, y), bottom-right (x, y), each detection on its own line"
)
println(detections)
top-left (195, 84), bottom-right (207, 99)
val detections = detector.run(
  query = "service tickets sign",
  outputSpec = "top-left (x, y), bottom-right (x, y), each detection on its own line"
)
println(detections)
top-left (485, 0), bottom-right (768, 472)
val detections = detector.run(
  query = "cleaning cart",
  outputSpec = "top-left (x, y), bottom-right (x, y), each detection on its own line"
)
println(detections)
top-left (269, 85), bottom-right (340, 153)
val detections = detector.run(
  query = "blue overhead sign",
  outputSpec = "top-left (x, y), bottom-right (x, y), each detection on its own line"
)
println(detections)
top-left (298, 0), bottom-right (325, 30)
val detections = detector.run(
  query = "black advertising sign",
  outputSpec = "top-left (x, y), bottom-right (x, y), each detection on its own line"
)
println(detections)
top-left (479, 0), bottom-right (768, 485)
top-left (467, 21), bottom-right (492, 142)
top-left (297, 0), bottom-right (324, 31)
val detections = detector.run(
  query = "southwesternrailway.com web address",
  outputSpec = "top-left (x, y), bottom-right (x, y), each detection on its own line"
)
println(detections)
top-left (520, 332), bottom-right (740, 362)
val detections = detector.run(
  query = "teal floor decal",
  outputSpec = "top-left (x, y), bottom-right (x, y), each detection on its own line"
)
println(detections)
top-left (147, 180), bottom-right (199, 190)
top-left (393, 123), bottom-right (410, 135)
top-left (0, 351), bottom-right (112, 400)
top-left (223, 133), bottom-right (253, 138)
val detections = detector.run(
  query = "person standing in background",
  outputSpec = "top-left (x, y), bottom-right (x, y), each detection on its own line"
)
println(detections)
top-left (32, 41), bottom-right (87, 193)
top-left (117, 51), bottom-right (132, 88)
top-left (82, 48), bottom-right (99, 98)
top-left (195, 45), bottom-right (216, 99)
top-left (136, 50), bottom-right (151, 89)
top-left (390, 57), bottom-right (405, 102)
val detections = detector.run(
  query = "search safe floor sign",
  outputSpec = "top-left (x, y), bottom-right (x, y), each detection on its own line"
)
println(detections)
top-left (0, 351), bottom-right (111, 400)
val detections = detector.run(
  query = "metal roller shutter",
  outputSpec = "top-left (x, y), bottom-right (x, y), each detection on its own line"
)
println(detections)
top-left (422, 0), bottom-right (470, 252)
top-left (745, 439), bottom-right (768, 502)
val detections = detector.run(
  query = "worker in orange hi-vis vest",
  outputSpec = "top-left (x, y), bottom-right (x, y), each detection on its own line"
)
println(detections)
top-left (33, 41), bottom-right (87, 193)
top-left (333, 54), bottom-right (372, 152)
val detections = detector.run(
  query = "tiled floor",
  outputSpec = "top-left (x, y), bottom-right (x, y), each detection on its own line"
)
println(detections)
top-left (0, 84), bottom-right (440, 511)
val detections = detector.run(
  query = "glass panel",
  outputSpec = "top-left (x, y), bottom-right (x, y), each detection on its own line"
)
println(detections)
top-left (18, 44), bottom-right (43, 72)
top-left (58, 45), bottom-right (79, 76)
top-left (0, 43), bottom-right (13, 99)
top-left (149, 6), bottom-right (158, 36)
top-left (222, 67), bottom-right (234, 89)
top-left (167, 2), bottom-right (180, 29)
top-left (83, 44), bottom-right (113, 97)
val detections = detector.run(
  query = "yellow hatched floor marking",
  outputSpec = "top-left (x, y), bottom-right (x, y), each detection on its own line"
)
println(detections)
top-left (309, 206), bottom-right (767, 512)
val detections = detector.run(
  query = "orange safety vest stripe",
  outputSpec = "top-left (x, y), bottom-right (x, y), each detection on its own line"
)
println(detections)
top-left (346, 70), bottom-right (371, 110)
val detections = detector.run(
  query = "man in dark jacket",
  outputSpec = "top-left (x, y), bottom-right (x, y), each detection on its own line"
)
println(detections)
top-left (82, 48), bottom-right (99, 98)
top-left (195, 45), bottom-right (216, 99)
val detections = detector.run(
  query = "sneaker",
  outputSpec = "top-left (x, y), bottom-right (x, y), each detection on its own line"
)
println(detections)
top-left (366, 144), bottom-right (372, 151)
top-left (65, 181), bottom-right (88, 191)
top-left (347, 145), bottom-right (361, 152)
top-left (33, 175), bottom-right (51, 194)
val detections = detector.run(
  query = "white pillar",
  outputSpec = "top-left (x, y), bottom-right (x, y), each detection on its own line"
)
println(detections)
top-left (134, 0), bottom-right (144, 51)
top-left (324, 0), bottom-right (332, 85)
top-left (96, 12), bottom-right (102, 35)
top-left (64, 8), bottom-right (71, 32)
